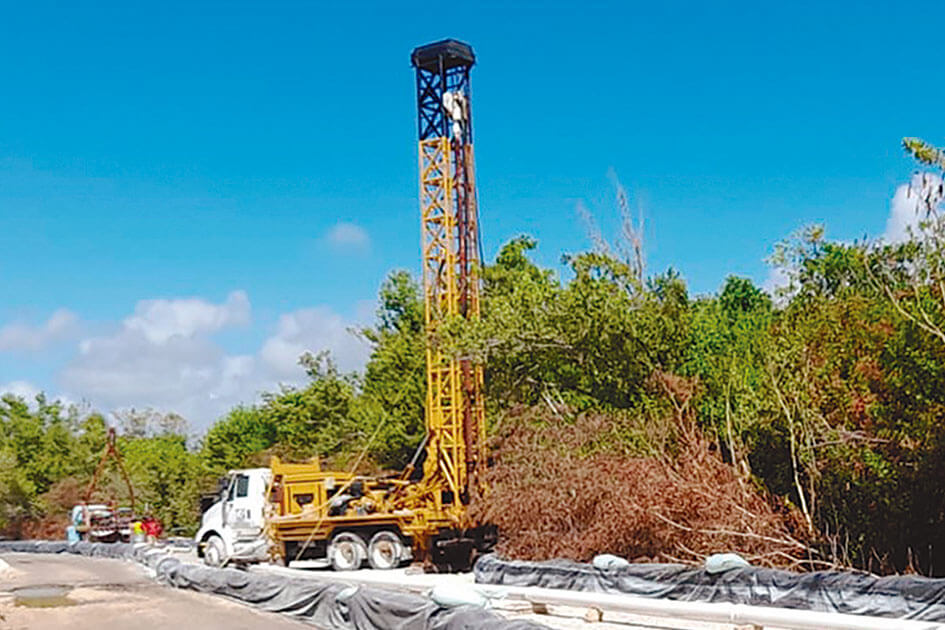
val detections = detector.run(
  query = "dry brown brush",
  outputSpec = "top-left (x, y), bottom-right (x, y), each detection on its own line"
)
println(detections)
top-left (471, 406), bottom-right (816, 569)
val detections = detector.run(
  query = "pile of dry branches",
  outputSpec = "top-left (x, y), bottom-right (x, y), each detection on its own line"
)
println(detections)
top-left (471, 407), bottom-right (814, 569)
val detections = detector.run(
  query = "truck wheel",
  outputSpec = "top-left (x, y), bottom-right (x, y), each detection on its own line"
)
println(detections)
top-left (329, 532), bottom-right (366, 571)
top-left (272, 542), bottom-right (292, 567)
top-left (367, 531), bottom-right (403, 570)
top-left (203, 535), bottom-right (226, 567)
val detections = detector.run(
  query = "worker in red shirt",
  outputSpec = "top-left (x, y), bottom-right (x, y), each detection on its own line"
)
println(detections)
top-left (142, 514), bottom-right (163, 543)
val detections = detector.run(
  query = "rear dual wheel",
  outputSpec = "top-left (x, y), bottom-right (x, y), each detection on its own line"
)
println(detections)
top-left (328, 531), bottom-right (405, 571)
top-left (367, 531), bottom-right (404, 570)
top-left (329, 532), bottom-right (367, 571)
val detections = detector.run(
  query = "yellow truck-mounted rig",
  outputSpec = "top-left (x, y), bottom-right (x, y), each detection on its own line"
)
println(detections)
top-left (265, 39), bottom-right (494, 572)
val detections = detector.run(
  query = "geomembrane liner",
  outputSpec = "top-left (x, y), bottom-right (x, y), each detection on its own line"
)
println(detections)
top-left (474, 553), bottom-right (945, 622)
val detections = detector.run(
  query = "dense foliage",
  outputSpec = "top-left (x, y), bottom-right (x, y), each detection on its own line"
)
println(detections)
top-left (462, 229), bottom-right (945, 573)
top-left (4, 142), bottom-right (945, 575)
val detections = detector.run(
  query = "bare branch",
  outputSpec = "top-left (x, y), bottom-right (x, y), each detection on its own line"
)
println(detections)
top-left (652, 511), bottom-right (810, 551)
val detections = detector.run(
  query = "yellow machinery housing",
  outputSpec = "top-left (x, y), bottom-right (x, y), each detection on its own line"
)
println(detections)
top-left (265, 39), bottom-right (493, 571)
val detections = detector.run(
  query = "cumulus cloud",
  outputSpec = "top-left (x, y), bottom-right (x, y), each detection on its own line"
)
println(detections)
top-left (324, 222), bottom-right (370, 251)
top-left (67, 331), bottom-right (245, 403)
top-left (60, 291), bottom-right (371, 428)
top-left (63, 299), bottom-right (254, 423)
top-left (0, 308), bottom-right (78, 352)
top-left (762, 265), bottom-right (791, 296)
top-left (260, 307), bottom-right (371, 376)
top-left (124, 290), bottom-right (249, 344)
top-left (886, 183), bottom-right (922, 243)
top-left (0, 380), bottom-right (41, 401)
top-left (0, 381), bottom-right (75, 409)
top-left (884, 173), bottom-right (945, 244)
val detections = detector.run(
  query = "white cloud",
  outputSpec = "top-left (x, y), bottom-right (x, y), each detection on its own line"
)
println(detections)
top-left (0, 381), bottom-right (76, 411)
top-left (0, 308), bottom-right (78, 352)
top-left (324, 222), bottom-right (370, 251)
top-left (60, 291), bottom-right (371, 428)
top-left (124, 290), bottom-right (249, 344)
top-left (0, 380), bottom-right (41, 401)
top-left (260, 307), bottom-right (371, 376)
top-left (761, 264), bottom-right (800, 308)
top-left (884, 173), bottom-right (945, 244)
top-left (62, 292), bottom-right (256, 424)
top-left (762, 265), bottom-right (791, 295)
top-left (886, 183), bottom-right (922, 243)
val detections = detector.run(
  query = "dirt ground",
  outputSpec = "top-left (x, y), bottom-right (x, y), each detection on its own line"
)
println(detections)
top-left (0, 553), bottom-right (309, 630)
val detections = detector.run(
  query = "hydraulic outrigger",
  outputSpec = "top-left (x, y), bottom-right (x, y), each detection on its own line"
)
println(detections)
top-left (264, 39), bottom-right (493, 571)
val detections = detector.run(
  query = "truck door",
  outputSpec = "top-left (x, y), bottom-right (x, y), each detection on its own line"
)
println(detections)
top-left (223, 472), bottom-right (256, 538)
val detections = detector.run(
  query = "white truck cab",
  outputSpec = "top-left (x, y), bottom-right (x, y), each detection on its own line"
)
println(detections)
top-left (195, 468), bottom-right (271, 566)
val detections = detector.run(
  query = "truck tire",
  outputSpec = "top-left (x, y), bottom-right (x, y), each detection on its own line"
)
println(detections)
top-left (367, 531), bottom-right (404, 570)
top-left (273, 542), bottom-right (293, 567)
top-left (329, 532), bottom-right (367, 571)
top-left (203, 534), bottom-right (226, 567)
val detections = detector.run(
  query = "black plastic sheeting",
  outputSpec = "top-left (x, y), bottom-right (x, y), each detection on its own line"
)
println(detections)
top-left (0, 541), bottom-right (544, 630)
top-left (474, 553), bottom-right (945, 622)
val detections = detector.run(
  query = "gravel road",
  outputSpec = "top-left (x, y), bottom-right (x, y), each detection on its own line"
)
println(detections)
top-left (0, 552), bottom-right (308, 630)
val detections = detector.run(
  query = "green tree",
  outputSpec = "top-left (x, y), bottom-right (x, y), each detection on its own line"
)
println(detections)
top-left (904, 137), bottom-right (945, 170)
top-left (121, 431), bottom-right (202, 534)
top-left (200, 406), bottom-right (276, 476)
top-left (447, 237), bottom-right (691, 413)
top-left (685, 276), bottom-right (772, 475)
top-left (358, 271), bottom-right (427, 468)
top-left (262, 352), bottom-right (360, 462)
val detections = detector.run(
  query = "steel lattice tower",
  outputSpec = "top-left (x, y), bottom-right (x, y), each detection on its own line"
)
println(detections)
top-left (411, 39), bottom-right (485, 506)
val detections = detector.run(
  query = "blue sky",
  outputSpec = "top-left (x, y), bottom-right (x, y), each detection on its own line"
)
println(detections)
top-left (1, 1), bottom-right (943, 428)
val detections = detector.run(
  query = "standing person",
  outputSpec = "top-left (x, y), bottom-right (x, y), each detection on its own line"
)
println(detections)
top-left (66, 505), bottom-right (85, 543)
top-left (131, 519), bottom-right (145, 543)
top-left (142, 514), bottom-right (163, 544)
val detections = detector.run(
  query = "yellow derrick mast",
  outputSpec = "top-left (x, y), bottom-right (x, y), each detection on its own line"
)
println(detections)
top-left (264, 39), bottom-right (493, 572)
top-left (414, 38), bottom-right (486, 515)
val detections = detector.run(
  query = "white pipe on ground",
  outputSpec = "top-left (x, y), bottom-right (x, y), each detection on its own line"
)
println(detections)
top-left (488, 584), bottom-right (942, 630)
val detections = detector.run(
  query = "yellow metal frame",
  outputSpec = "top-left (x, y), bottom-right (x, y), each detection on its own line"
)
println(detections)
top-left (418, 137), bottom-right (486, 505)
top-left (419, 136), bottom-right (463, 500)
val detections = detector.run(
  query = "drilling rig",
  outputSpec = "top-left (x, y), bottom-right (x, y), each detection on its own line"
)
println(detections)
top-left (259, 39), bottom-right (494, 571)
top-left (413, 36), bottom-right (487, 526)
